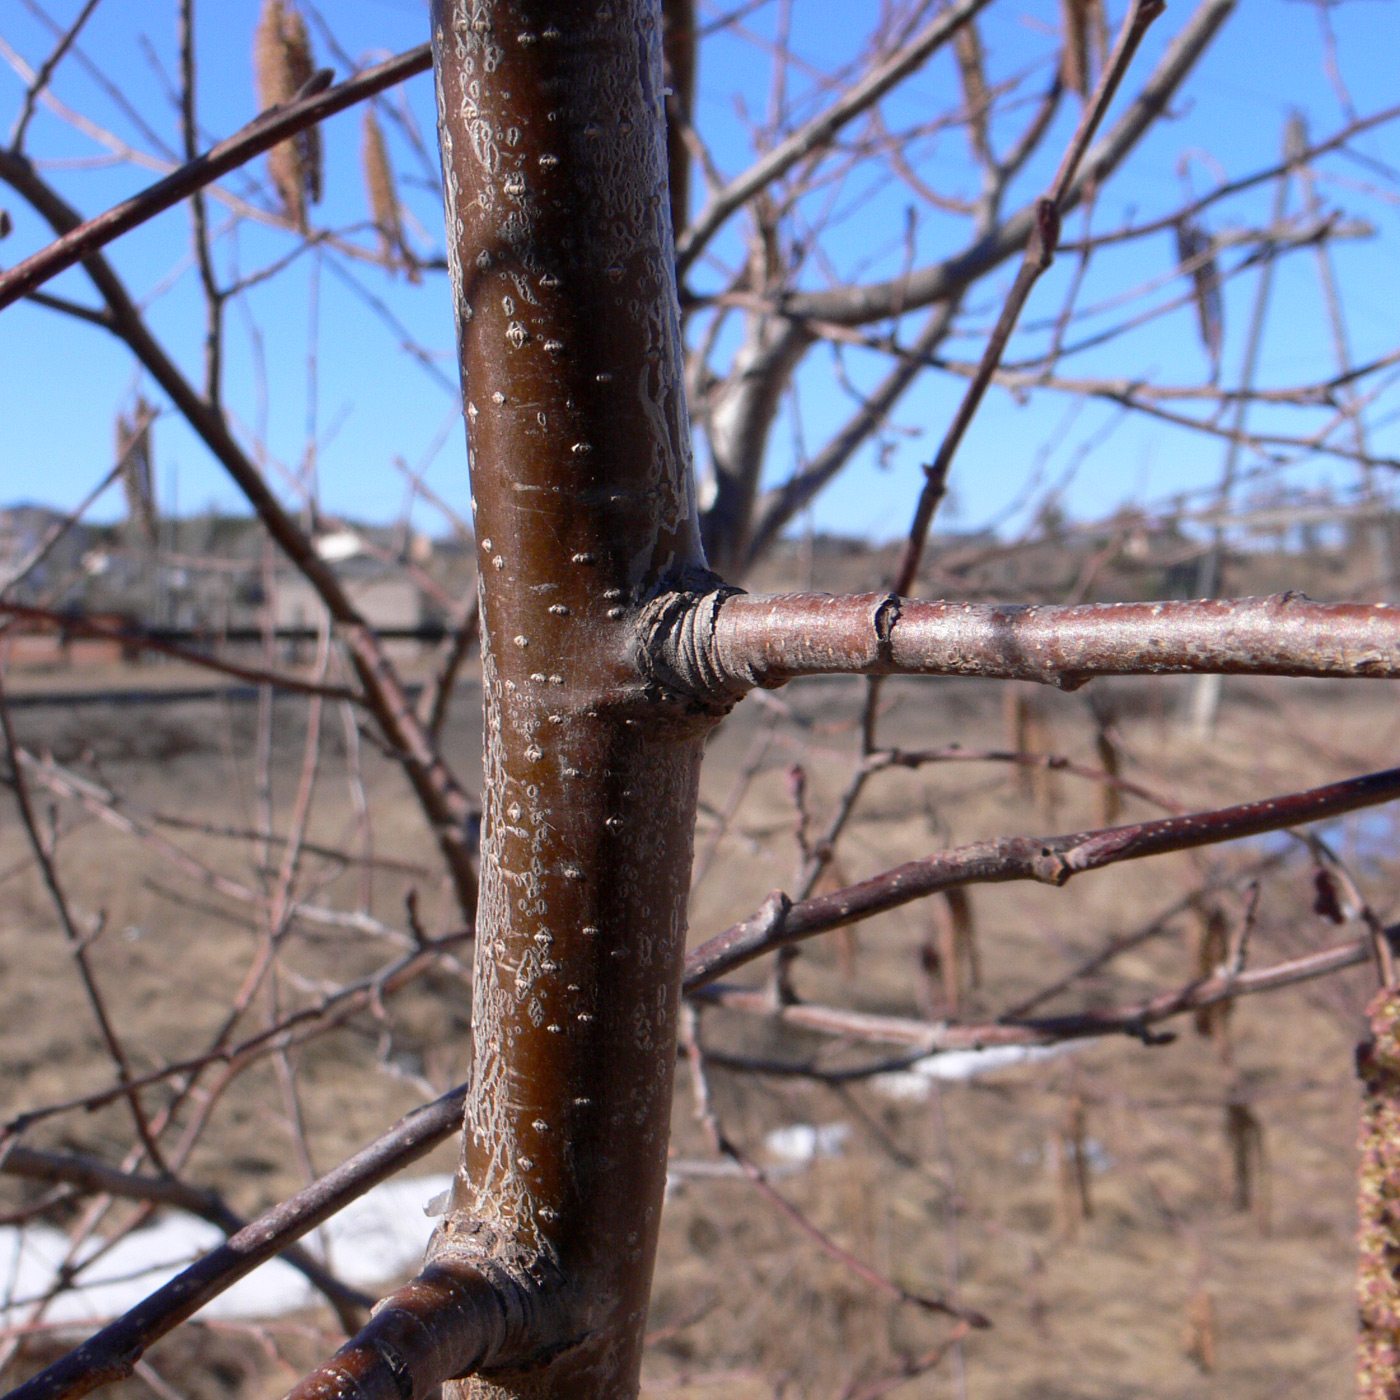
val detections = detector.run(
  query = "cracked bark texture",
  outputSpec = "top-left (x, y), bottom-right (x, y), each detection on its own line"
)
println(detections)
top-left (430, 3), bottom-right (716, 1397)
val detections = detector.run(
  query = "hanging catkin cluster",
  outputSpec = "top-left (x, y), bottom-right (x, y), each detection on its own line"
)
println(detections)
top-left (254, 0), bottom-right (321, 231)
top-left (361, 106), bottom-right (417, 280)
top-left (1357, 987), bottom-right (1400, 1399)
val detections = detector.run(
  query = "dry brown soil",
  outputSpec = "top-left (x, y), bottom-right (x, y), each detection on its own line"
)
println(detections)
top-left (1, 637), bottom-right (1396, 1399)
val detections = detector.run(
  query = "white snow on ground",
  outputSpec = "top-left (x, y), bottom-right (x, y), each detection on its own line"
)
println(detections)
top-left (0, 1172), bottom-right (454, 1329)
top-left (868, 1041), bottom-right (1078, 1099)
top-left (0, 1045), bottom-right (1079, 1330)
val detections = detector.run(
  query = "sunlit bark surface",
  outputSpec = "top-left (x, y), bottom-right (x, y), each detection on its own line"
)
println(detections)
top-left (431, 3), bottom-right (716, 1396)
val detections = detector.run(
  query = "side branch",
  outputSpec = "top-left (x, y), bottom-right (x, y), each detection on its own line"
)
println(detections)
top-left (4, 1086), bottom-right (467, 1400)
top-left (683, 763), bottom-right (1400, 988)
top-left (642, 590), bottom-right (1400, 701)
top-left (280, 1259), bottom-right (569, 1400)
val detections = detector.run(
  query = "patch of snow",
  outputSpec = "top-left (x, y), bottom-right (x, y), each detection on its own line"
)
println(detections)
top-left (870, 1042), bottom-right (1077, 1100)
top-left (0, 1172), bottom-right (453, 1329)
top-left (763, 1121), bottom-right (850, 1163)
top-left (314, 530), bottom-right (364, 562)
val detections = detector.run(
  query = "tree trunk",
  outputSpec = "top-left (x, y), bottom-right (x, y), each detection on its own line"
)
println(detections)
top-left (430, 3), bottom-right (719, 1395)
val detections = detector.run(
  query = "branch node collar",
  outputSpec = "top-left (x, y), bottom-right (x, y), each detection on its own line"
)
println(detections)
top-left (633, 572), bottom-right (748, 715)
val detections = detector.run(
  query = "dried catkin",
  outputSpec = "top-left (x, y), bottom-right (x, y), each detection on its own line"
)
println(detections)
top-left (1093, 714), bottom-right (1120, 825)
top-left (952, 22), bottom-right (990, 159)
top-left (1358, 988), bottom-right (1400, 1399)
top-left (254, 0), bottom-right (320, 231)
top-left (1191, 904), bottom-right (1231, 1043)
top-left (1052, 1092), bottom-right (1092, 1240)
top-left (1225, 1097), bottom-right (1268, 1226)
top-left (1005, 683), bottom-right (1057, 813)
top-left (1175, 218), bottom-right (1224, 381)
top-left (1059, 0), bottom-right (1107, 98)
top-left (1059, 0), bottom-right (1090, 96)
top-left (116, 398), bottom-right (156, 546)
top-left (1183, 1289), bottom-right (1217, 1372)
top-left (362, 106), bottom-right (412, 276)
top-left (1005, 685), bottom-right (1033, 799)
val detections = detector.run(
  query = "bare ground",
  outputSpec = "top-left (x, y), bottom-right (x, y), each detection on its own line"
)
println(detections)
top-left (1, 650), bottom-right (1395, 1399)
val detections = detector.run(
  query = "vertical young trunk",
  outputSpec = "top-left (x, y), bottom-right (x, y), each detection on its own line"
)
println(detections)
top-left (430, 4), bottom-right (717, 1396)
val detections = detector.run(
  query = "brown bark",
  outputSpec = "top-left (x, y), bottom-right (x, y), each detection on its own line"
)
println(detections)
top-left (427, 4), bottom-right (717, 1397)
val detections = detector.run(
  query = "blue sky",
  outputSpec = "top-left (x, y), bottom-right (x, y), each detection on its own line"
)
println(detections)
top-left (1, 0), bottom-right (1397, 546)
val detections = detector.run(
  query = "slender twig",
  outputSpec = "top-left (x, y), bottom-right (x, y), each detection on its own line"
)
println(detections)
top-left (416, 590), bottom-right (480, 742)
top-left (0, 673), bottom-right (166, 1171)
top-left (8, 0), bottom-right (105, 150)
top-left (889, 0), bottom-right (1166, 599)
top-left (0, 1146), bottom-right (372, 1324)
top-left (4, 927), bottom-right (468, 1137)
top-left (0, 457), bottom-right (130, 598)
top-left (679, 1009), bottom-right (987, 1329)
top-left (0, 604), bottom-right (358, 699)
top-left (1004, 860), bottom-right (1281, 1018)
top-left (177, 0), bottom-right (224, 405)
top-left (0, 152), bottom-right (480, 913)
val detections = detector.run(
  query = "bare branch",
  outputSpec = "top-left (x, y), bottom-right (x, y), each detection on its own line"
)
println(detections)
top-left (0, 1147), bottom-right (373, 1327)
top-left (644, 590), bottom-right (1400, 704)
top-left (693, 934), bottom-right (1372, 1049)
top-left (683, 762), bottom-right (1400, 987)
top-left (279, 1260), bottom-right (568, 1400)
top-left (8, 0), bottom-right (105, 150)
top-left (890, 0), bottom-right (1166, 597)
top-left (0, 604), bottom-right (359, 700)
top-left (783, 0), bottom-right (1236, 327)
top-left (0, 150), bottom-right (479, 917)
